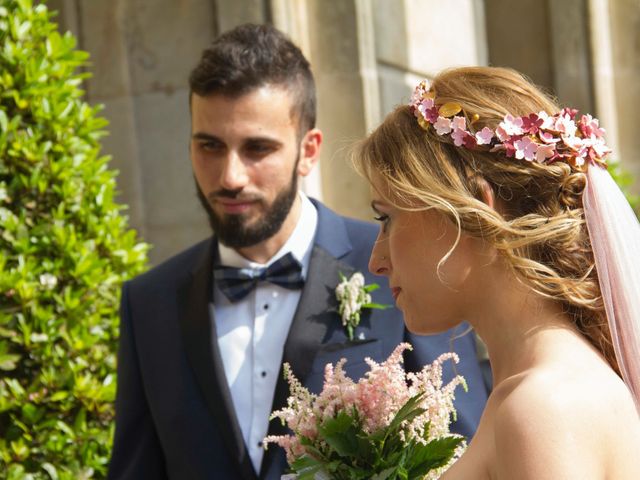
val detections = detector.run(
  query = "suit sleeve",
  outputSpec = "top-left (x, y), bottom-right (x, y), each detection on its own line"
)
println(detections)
top-left (108, 282), bottom-right (168, 480)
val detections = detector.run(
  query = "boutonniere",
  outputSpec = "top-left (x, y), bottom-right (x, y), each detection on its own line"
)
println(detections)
top-left (335, 272), bottom-right (390, 341)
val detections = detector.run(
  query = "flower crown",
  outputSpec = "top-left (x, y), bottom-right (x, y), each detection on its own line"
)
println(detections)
top-left (409, 80), bottom-right (611, 169)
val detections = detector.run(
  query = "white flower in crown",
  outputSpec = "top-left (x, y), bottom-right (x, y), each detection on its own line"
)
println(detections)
top-left (335, 272), bottom-right (389, 341)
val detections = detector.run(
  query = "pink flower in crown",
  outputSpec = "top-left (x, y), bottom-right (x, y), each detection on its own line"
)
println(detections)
top-left (462, 131), bottom-right (478, 149)
top-left (450, 116), bottom-right (468, 146)
top-left (419, 97), bottom-right (435, 114)
top-left (573, 155), bottom-right (587, 168)
top-left (498, 114), bottom-right (524, 137)
top-left (504, 142), bottom-right (516, 157)
top-left (561, 107), bottom-right (579, 118)
top-left (563, 134), bottom-right (585, 152)
top-left (554, 113), bottom-right (578, 137)
top-left (539, 130), bottom-right (561, 144)
top-left (590, 136), bottom-right (611, 158)
top-left (535, 143), bottom-right (556, 163)
top-left (521, 113), bottom-right (544, 134)
top-left (451, 128), bottom-right (467, 147)
top-left (579, 114), bottom-right (606, 139)
top-left (514, 136), bottom-right (539, 161)
top-left (451, 116), bottom-right (467, 131)
top-left (425, 106), bottom-right (439, 123)
top-left (475, 126), bottom-right (494, 145)
top-left (410, 84), bottom-right (428, 105)
top-left (537, 111), bottom-right (555, 129)
top-left (579, 114), bottom-right (599, 138)
top-left (434, 116), bottom-right (452, 135)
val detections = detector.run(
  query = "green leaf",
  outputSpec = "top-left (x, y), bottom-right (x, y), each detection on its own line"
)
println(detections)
top-left (362, 302), bottom-right (390, 310)
top-left (407, 436), bottom-right (465, 476)
top-left (41, 463), bottom-right (59, 480)
top-left (0, 353), bottom-right (21, 371)
top-left (386, 393), bottom-right (427, 433)
top-left (292, 454), bottom-right (325, 479)
top-left (318, 410), bottom-right (361, 458)
top-left (0, 109), bottom-right (8, 132)
top-left (0, 0), bottom-right (148, 474)
top-left (370, 466), bottom-right (397, 480)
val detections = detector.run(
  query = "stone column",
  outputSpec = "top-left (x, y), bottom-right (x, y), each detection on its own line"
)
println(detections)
top-left (606, 0), bottom-right (640, 191)
top-left (51, 0), bottom-right (222, 264)
top-left (301, 0), bottom-right (375, 221)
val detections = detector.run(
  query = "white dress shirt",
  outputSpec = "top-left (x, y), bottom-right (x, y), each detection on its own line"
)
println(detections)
top-left (212, 192), bottom-right (318, 473)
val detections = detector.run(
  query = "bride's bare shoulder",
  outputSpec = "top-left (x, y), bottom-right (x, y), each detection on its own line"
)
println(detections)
top-left (492, 366), bottom-right (640, 479)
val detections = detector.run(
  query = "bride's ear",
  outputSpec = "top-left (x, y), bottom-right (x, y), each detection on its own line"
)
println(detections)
top-left (475, 176), bottom-right (497, 210)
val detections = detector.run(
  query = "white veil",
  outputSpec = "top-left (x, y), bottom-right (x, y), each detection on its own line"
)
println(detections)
top-left (584, 165), bottom-right (640, 411)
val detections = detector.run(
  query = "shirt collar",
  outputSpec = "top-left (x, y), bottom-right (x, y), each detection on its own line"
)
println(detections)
top-left (217, 191), bottom-right (318, 276)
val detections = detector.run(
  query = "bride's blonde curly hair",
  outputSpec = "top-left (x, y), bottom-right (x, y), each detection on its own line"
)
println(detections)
top-left (353, 66), bottom-right (617, 374)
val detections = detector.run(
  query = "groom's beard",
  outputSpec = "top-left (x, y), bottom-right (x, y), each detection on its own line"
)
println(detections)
top-left (195, 162), bottom-right (299, 249)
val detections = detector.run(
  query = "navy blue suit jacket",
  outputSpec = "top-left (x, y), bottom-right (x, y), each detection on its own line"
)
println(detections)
top-left (108, 200), bottom-right (488, 479)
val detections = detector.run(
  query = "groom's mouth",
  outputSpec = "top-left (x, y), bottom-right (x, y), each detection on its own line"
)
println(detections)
top-left (217, 199), bottom-right (257, 214)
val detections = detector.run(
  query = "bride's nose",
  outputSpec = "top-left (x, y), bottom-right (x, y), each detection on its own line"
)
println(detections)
top-left (369, 241), bottom-right (390, 276)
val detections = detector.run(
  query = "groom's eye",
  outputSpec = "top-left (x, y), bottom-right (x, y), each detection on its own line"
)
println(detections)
top-left (200, 140), bottom-right (224, 153)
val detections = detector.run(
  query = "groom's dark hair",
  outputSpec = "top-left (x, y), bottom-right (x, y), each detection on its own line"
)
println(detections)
top-left (188, 23), bottom-right (317, 135)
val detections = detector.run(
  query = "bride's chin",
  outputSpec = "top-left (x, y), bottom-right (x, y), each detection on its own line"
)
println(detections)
top-left (404, 314), bottom-right (453, 336)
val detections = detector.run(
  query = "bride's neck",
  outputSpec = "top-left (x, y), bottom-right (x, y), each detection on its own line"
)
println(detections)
top-left (469, 270), bottom-right (577, 386)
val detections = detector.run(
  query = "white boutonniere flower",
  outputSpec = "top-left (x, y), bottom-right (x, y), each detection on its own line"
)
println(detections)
top-left (335, 272), bottom-right (389, 341)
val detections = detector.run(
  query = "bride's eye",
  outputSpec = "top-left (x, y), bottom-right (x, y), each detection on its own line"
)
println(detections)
top-left (373, 214), bottom-right (390, 232)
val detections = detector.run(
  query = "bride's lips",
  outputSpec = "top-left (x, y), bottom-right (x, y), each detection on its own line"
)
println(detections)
top-left (391, 287), bottom-right (401, 301)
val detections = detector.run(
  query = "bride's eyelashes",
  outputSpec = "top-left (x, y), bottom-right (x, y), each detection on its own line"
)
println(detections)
top-left (373, 214), bottom-right (390, 233)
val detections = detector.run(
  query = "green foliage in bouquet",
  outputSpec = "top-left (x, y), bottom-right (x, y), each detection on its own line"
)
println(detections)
top-left (292, 394), bottom-right (464, 480)
top-left (0, 0), bottom-right (148, 478)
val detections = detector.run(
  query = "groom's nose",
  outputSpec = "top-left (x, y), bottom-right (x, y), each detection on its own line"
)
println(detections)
top-left (219, 152), bottom-right (249, 191)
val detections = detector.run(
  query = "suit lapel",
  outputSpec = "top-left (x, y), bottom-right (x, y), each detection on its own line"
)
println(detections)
top-left (177, 239), bottom-right (257, 480)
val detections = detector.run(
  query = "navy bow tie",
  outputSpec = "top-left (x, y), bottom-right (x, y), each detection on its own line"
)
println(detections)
top-left (214, 252), bottom-right (305, 302)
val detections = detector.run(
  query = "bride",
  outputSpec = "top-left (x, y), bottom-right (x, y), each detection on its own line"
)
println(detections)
top-left (353, 66), bottom-right (640, 478)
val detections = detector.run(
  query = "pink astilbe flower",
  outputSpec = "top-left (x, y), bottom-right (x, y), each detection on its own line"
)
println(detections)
top-left (313, 358), bottom-right (358, 421)
top-left (356, 343), bottom-right (412, 432)
top-left (264, 343), bottom-right (466, 476)
top-left (265, 363), bottom-right (318, 463)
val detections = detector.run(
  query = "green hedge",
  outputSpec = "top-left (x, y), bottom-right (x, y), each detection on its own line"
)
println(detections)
top-left (0, 1), bottom-right (148, 478)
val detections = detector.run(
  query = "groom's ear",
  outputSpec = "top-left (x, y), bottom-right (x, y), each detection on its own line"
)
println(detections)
top-left (297, 128), bottom-right (322, 177)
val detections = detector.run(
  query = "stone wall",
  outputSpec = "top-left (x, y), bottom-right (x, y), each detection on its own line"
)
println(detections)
top-left (47, 0), bottom-right (639, 264)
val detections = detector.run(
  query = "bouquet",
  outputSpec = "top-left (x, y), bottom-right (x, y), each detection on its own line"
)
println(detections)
top-left (265, 343), bottom-right (467, 480)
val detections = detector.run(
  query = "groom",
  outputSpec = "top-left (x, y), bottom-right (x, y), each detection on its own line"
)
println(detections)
top-left (108, 23), bottom-right (488, 480)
